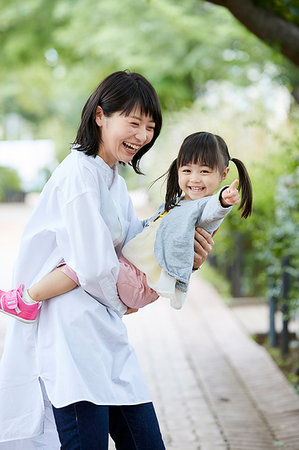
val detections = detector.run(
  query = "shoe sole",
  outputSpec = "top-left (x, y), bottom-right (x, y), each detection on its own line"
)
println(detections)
top-left (0, 308), bottom-right (37, 324)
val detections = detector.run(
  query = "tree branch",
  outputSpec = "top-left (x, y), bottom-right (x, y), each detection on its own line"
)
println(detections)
top-left (206, 0), bottom-right (299, 67)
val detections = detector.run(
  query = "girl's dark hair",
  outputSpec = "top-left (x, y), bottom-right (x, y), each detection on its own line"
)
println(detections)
top-left (73, 70), bottom-right (162, 174)
top-left (165, 131), bottom-right (252, 218)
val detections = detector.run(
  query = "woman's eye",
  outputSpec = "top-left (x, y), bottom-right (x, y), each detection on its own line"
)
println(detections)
top-left (130, 122), bottom-right (139, 126)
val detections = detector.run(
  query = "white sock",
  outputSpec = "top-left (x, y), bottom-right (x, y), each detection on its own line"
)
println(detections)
top-left (23, 290), bottom-right (38, 305)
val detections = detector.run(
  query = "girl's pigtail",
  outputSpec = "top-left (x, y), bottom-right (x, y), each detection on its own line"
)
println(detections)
top-left (231, 158), bottom-right (252, 219)
top-left (165, 159), bottom-right (181, 211)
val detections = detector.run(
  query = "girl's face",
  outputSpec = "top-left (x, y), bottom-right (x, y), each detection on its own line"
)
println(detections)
top-left (178, 162), bottom-right (229, 201)
top-left (96, 106), bottom-right (156, 167)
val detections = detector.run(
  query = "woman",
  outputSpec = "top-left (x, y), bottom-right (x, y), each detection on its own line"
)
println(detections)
top-left (0, 71), bottom-right (213, 449)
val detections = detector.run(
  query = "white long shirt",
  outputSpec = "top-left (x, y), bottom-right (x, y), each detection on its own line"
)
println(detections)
top-left (0, 150), bottom-right (151, 447)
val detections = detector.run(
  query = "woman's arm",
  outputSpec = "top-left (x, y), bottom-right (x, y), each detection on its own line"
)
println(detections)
top-left (122, 194), bottom-right (143, 247)
top-left (57, 190), bottom-right (127, 316)
top-left (193, 227), bottom-right (214, 269)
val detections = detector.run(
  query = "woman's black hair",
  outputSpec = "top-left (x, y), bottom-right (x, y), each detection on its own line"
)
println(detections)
top-left (164, 132), bottom-right (252, 218)
top-left (72, 70), bottom-right (162, 174)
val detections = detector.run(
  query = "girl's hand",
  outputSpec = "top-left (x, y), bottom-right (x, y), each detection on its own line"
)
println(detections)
top-left (193, 227), bottom-right (214, 269)
top-left (221, 179), bottom-right (240, 206)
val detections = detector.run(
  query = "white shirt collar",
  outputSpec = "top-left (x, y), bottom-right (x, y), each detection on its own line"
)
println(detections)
top-left (71, 148), bottom-right (117, 189)
top-left (93, 155), bottom-right (117, 189)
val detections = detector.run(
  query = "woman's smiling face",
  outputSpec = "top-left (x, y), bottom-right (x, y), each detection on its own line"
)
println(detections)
top-left (96, 106), bottom-right (156, 167)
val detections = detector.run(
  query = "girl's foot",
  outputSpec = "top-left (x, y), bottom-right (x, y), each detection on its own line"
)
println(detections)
top-left (0, 285), bottom-right (40, 323)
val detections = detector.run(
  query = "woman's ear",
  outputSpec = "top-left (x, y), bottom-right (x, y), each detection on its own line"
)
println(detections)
top-left (95, 106), bottom-right (104, 127)
top-left (221, 167), bottom-right (229, 181)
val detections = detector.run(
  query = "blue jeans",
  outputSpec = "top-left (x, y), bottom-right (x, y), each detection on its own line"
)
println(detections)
top-left (52, 401), bottom-right (165, 450)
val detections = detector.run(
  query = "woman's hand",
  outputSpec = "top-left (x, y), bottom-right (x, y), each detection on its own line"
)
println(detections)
top-left (193, 227), bottom-right (214, 269)
top-left (124, 307), bottom-right (139, 315)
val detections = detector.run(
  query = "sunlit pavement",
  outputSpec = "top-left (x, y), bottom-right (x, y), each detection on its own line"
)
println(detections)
top-left (1, 201), bottom-right (299, 449)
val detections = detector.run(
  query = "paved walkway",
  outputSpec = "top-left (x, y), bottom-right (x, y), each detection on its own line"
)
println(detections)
top-left (125, 278), bottom-right (299, 449)
top-left (0, 201), bottom-right (299, 449)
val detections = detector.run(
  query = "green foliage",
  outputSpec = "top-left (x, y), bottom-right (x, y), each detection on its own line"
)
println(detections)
top-left (0, 166), bottom-right (22, 201)
top-left (1, 0), bottom-right (299, 160)
top-left (268, 343), bottom-right (299, 392)
top-left (254, 0), bottom-right (299, 26)
top-left (263, 131), bottom-right (299, 317)
top-left (212, 125), bottom-right (299, 309)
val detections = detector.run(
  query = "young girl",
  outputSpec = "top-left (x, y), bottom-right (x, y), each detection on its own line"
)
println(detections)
top-left (0, 131), bottom-right (252, 321)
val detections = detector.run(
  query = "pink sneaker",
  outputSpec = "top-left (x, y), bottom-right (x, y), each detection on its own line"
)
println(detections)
top-left (0, 284), bottom-right (40, 323)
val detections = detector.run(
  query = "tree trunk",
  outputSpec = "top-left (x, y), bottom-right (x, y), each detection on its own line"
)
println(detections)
top-left (206, 0), bottom-right (299, 67)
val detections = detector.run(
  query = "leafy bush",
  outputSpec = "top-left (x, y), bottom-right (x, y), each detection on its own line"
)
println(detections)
top-left (0, 166), bottom-right (22, 202)
top-left (264, 142), bottom-right (299, 317)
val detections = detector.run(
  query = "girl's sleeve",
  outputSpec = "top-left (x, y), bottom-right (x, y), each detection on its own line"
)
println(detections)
top-left (197, 189), bottom-right (233, 234)
top-left (56, 189), bottom-right (127, 316)
top-left (140, 202), bottom-right (166, 230)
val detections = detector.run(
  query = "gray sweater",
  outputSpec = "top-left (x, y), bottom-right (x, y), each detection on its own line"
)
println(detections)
top-left (144, 189), bottom-right (232, 293)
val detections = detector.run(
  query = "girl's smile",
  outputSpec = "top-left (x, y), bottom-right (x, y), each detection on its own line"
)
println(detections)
top-left (178, 163), bottom-right (229, 201)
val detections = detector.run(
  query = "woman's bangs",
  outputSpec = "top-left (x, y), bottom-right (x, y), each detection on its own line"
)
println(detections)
top-left (121, 86), bottom-right (161, 127)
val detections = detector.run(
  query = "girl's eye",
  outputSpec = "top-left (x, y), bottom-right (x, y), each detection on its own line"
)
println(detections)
top-left (182, 169), bottom-right (191, 173)
top-left (201, 170), bottom-right (210, 174)
top-left (130, 122), bottom-right (139, 126)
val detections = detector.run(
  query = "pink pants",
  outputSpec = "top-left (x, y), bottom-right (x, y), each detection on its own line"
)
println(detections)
top-left (59, 256), bottom-right (159, 309)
